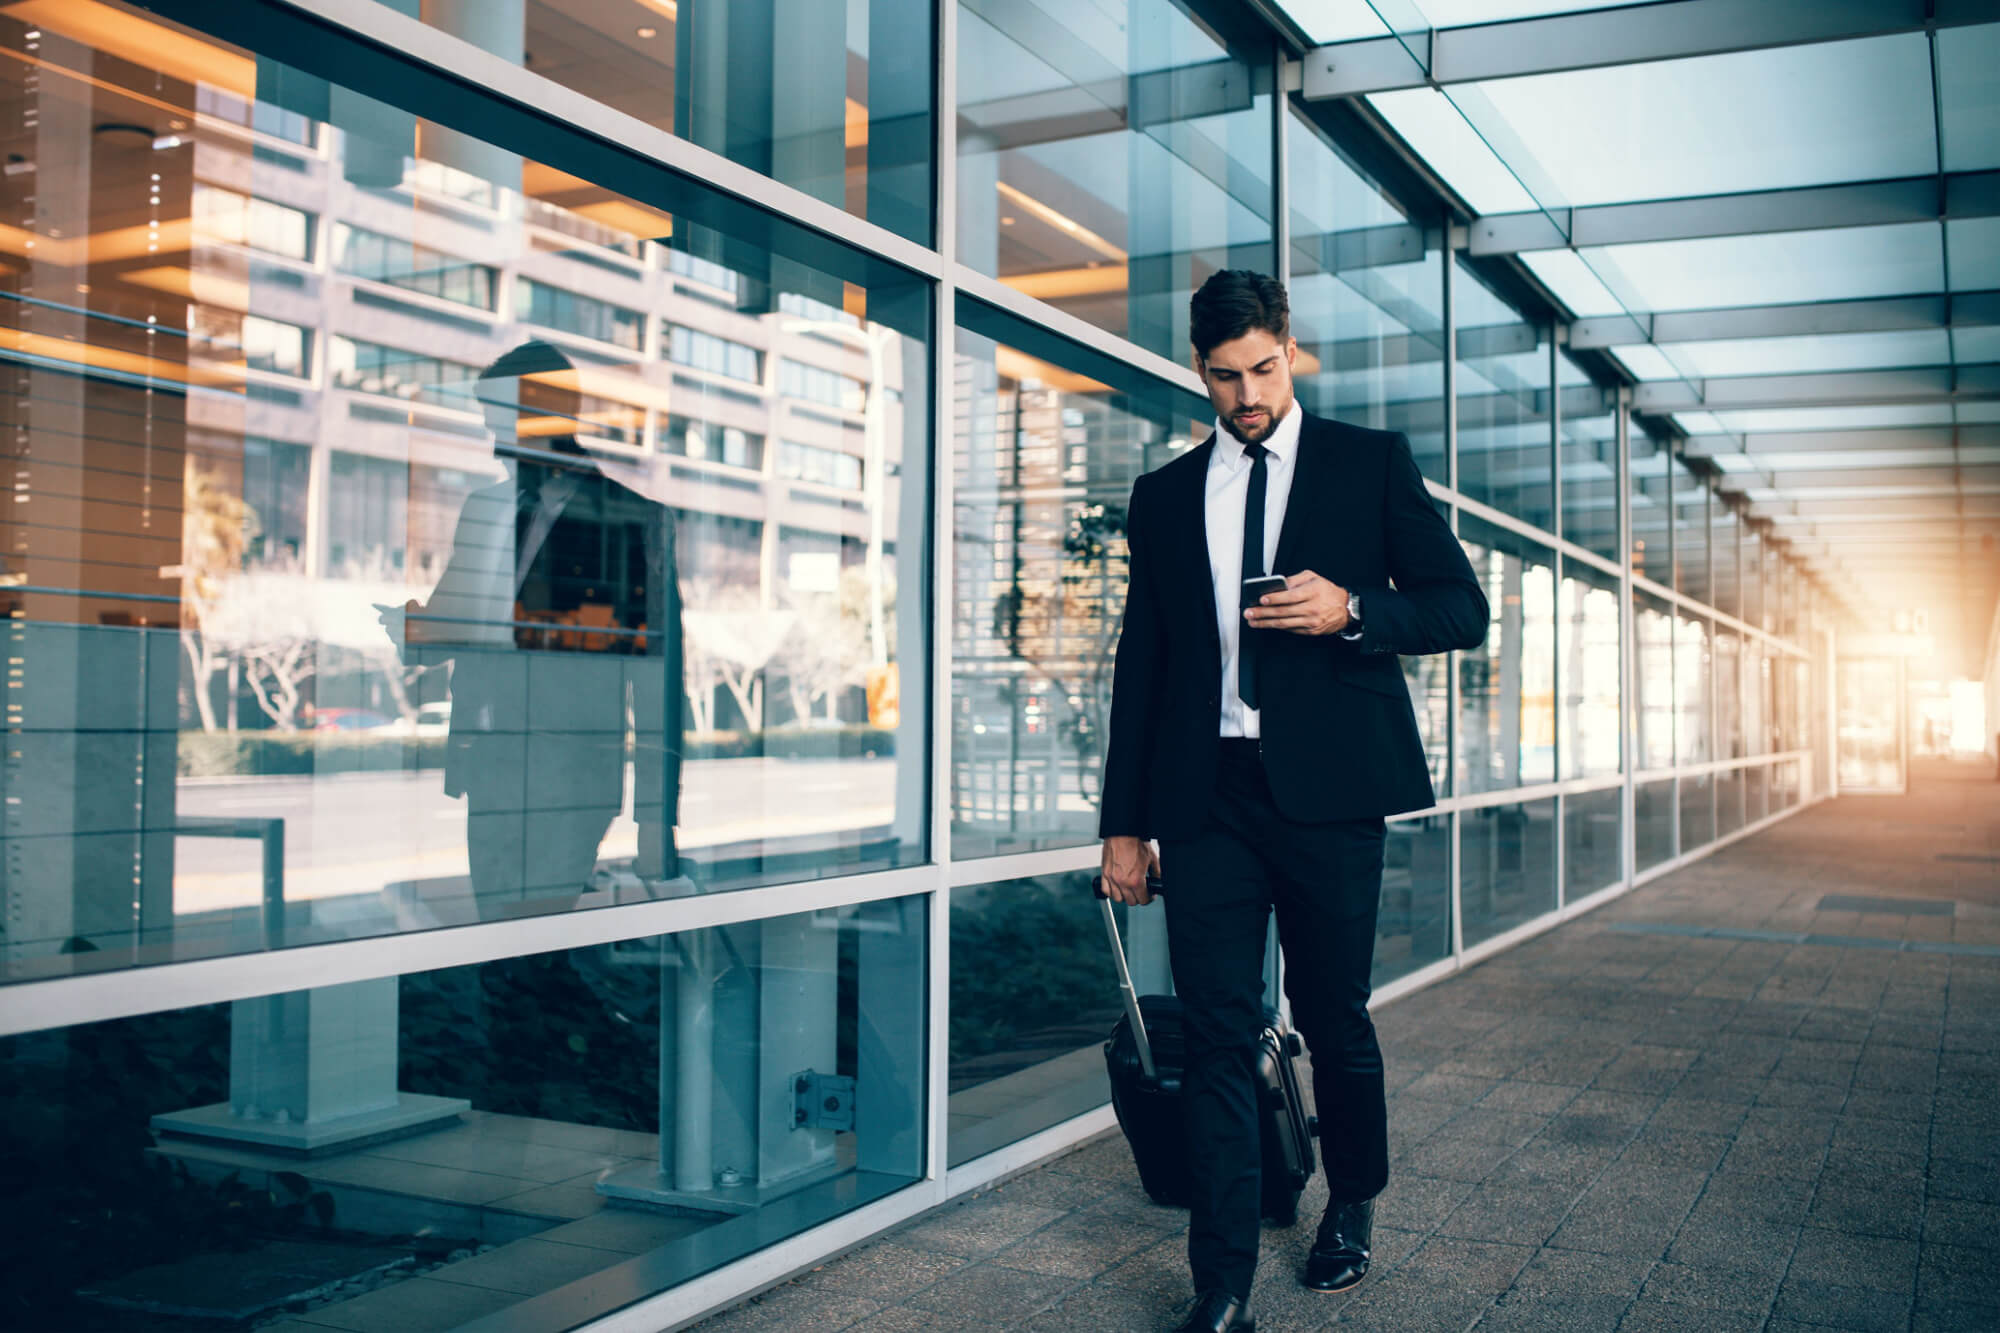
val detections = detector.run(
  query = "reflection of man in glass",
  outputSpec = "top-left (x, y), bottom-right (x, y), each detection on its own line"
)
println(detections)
top-left (386, 342), bottom-right (684, 917)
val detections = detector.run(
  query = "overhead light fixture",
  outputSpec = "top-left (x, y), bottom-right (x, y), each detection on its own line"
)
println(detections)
top-left (637, 25), bottom-right (657, 38)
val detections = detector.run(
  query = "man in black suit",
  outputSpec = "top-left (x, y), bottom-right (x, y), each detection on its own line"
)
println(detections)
top-left (1098, 271), bottom-right (1487, 1333)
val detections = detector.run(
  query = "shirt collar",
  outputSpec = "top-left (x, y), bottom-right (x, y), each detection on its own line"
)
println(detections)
top-left (1212, 399), bottom-right (1303, 469)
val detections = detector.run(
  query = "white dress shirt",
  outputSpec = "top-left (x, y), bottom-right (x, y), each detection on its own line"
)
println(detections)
top-left (1209, 402), bottom-right (1304, 739)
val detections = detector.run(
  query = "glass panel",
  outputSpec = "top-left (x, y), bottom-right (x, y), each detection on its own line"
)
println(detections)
top-left (1456, 261), bottom-right (1553, 530)
top-left (1560, 561), bottom-right (1621, 779)
top-left (1951, 217), bottom-right (2000, 290)
top-left (1458, 516), bottom-right (1557, 793)
top-left (0, 9), bottom-right (932, 982)
top-left (1743, 532), bottom-right (1767, 629)
top-left (949, 304), bottom-right (1208, 859)
top-left (949, 869), bottom-right (1166, 1165)
top-left (1745, 641), bottom-right (1770, 756)
top-left (1716, 631), bottom-right (1744, 759)
top-left (1459, 797), bottom-right (1557, 948)
top-left (1712, 506), bottom-right (1742, 619)
top-left (1837, 658), bottom-right (1905, 791)
top-left (396, 0), bottom-right (933, 243)
top-left (1660, 329), bottom-right (1954, 379)
top-left (1559, 355), bottom-right (1619, 560)
top-left (0, 895), bottom-right (928, 1330)
top-left (1671, 459), bottom-right (1709, 604)
top-left (1379, 814), bottom-right (1453, 984)
top-left (1521, 249), bottom-right (1623, 318)
top-left (1288, 109), bottom-right (1449, 485)
top-left (1583, 223), bottom-right (1946, 312)
top-left (1635, 777), bottom-right (1675, 871)
top-left (1406, 652), bottom-right (1452, 799)
top-left (1409, 0), bottom-right (1642, 26)
top-left (1679, 772), bottom-right (1715, 853)
top-left (957, 0), bottom-right (1274, 363)
top-left (1745, 762), bottom-right (1768, 824)
top-left (1676, 615), bottom-right (1712, 765)
top-left (1714, 403), bottom-right (1959, 435)
top-left (1635, 591), bottom-right (1675, 771)
top-left (1564, 786), bottom-right (1621, 901)
top-left (1772, 757), bottom-right (1803, 811)
top-left (1366, 89), bottom-right (1539, 214)
top-left (1938, 23), bottom-right (2000, 173)
top-left (1283, 0), bottom-right (1393, 41)
top-left (1465, 35), bottom-right (1936, 207)
top-left (1629, 431), bottom-right (1671, 585)
top-left (1716, 765), bottom-right (1746, 838)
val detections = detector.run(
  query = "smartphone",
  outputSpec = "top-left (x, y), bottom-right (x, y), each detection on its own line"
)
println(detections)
top-left (1241, 574), bottom-right (1288, 607)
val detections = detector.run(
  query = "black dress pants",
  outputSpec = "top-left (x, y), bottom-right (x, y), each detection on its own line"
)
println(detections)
top-left (1159, 738), bottom-right (1390, 1300)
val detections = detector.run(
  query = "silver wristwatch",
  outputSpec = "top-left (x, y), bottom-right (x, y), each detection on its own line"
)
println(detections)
top-left (1346, 589), bottom-right (1363, 631)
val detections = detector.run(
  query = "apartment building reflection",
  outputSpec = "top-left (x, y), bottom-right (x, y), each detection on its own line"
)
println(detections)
top-left (1, 18), bottom-right (928, 976)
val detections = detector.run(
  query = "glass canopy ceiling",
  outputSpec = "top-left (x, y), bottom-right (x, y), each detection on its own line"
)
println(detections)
top-left (1281, 0), bottom-right (2000, 669)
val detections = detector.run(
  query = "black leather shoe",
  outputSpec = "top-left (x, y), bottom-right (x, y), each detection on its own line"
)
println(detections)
top-left (1301, 1198), bottom-right (1373, 1293)
top-left (1174, 1289), bottom-right (1254, 1332)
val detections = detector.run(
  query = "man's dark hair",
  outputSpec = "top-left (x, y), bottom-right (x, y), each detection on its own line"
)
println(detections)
top-left (1189, 270), bottom-right (1289, 361)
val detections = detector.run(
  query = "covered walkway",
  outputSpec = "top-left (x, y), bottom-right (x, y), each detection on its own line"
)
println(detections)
top-left (696, 764), bottom-right (2000, 1332)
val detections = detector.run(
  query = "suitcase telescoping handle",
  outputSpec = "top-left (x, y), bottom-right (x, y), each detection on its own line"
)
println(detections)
top-left (1092, 873), bottom-right (1164, 1082)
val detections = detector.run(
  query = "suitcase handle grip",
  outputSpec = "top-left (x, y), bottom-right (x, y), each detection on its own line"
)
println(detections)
top-left (1091, 874), bottom-right (1164, 900)
top-left (1093, 875), bottom-right (1159, 1082)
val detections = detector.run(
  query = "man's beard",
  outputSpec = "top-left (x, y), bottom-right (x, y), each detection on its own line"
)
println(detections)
top-left (1219, 400), bottom-right (1285, 446)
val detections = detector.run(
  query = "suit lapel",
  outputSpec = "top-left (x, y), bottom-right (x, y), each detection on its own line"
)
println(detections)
top-left (1272, 413), bottom-right (1320, 578)
top-left (1181, 436), bottom-right (1221, 648)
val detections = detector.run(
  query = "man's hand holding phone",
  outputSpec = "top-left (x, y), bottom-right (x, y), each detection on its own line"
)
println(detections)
top-left (1244, 570), bottom-right (1352, 636)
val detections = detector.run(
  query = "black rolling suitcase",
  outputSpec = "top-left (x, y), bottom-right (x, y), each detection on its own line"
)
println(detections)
top-left (1094, 876), bottom-right (1318, 1226)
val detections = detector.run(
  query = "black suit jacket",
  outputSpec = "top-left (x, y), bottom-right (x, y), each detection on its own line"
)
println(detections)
top-left (1098, 412), bottom-right (1488, 835)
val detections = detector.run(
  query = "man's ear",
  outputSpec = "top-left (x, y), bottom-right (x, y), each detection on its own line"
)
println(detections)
top-left (1191, 349), bottom-right (1206, 379)
top-left (1284, 336), bottom-right (1297, 370)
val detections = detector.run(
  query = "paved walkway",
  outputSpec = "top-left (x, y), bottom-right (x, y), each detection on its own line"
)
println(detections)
top-left (696, 761), bottom-right (2000, 1332)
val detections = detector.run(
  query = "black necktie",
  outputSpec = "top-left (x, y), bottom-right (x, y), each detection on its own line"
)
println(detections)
top-left (1238, 443), bottom-right (1268, 710)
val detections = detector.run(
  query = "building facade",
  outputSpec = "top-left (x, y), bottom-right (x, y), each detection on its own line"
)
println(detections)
top-left (0, 1), bottom-right (1827, 1329)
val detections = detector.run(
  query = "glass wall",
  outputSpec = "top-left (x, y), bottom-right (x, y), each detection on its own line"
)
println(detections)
top-left (957, 0), bottom-right (1275, 362)
top-left (1565, 785), bottom-right (1622, 899)
top-left (1630, 430), bottom-right (1671, 586)
top-left (1712, 505), bottom-right (1742, 620)
top-left (0, 11), bottom-right (931, 982)
top-left (399, 0), bottom-right (935, 244)
top-left (1455, 261), bottom-right (1553, 531)
top-left (1561, 561), bottom-right (1622, 779)
top-left (1460, 797), bottom-right (1557, 947)
top-left (1287, 109), bottom-right (1448, 484)
top-left (1635, 591), bottom-right (1676, 771)
top-left (949, 305), bottom-right (1206, 859)
top-left (1559, 364), bottom-right (1620, 561)
top-left (0, 896), bottom-right (928, 1331)
top-left (1672, 456), bottom-right (1709, 605)
top-left (1459, 516), bottom-right (1557, 792)
top-left (949, 870), bottom-right (1164, 1166)
top-left (1635, 777), bottom-right (1676, 870)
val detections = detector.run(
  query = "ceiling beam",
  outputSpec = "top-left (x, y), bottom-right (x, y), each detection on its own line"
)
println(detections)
top-left (1634, 364), bottom-right (2000, 413)
top-left (1470, 172), bottom-right (2000, 256)
top-left (1301, 0), bottom-right (1999, 98)
top-left (1682, 427), bottom-right (1997, 457)
top-left (1570, 291), bottom-right (2000, 349)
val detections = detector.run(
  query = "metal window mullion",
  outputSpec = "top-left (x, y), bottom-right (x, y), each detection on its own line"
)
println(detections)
top-left (1549, 323), bottom-right (1564, 908)
top-left (1617, 388), bottom-right (1636, 893)
top-left (927, 0), bottom-right (960, 1194)
top-left (1442, 245), bottom-right (1463, 960)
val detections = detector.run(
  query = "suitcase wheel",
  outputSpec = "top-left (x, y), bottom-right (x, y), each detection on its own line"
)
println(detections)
top-left (1306, 1114), bottom-right (1320, 1138)
top-left (1285, 1031), bottom-right (1304, 1058)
